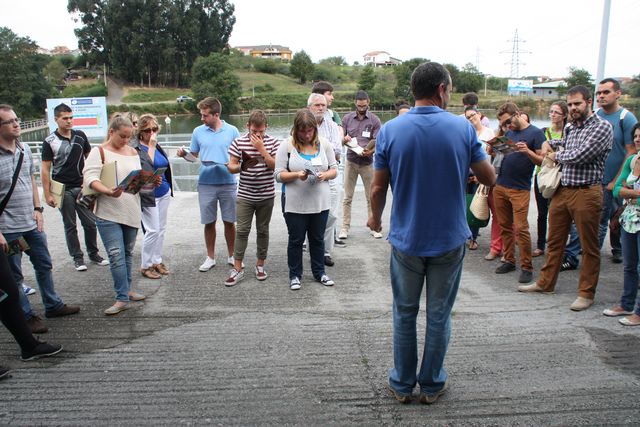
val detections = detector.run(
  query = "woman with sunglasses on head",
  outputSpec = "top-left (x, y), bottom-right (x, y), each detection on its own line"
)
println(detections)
top-left (83, 116), bottom-right (146, 315)
top-left (131, 114), bottom-right (173, 279)
top-left (532, 101), bottom-right (568, 257)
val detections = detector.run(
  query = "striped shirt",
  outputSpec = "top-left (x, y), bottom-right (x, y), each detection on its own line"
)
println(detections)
top-left (551, 113), bottom-right (613, 186)
top-left (317, 118), bottom-right (342, 157)
top-left (228, 134), bottom-right (280, 202)
top-left (0, 141), bottom-right (37, 233)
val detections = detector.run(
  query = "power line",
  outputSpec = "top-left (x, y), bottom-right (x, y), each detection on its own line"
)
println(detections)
top-left (501, 29), bottom-right (530, 78)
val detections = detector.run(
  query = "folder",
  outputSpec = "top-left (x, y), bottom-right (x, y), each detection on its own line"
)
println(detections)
top-left (49, 179), bottom-right (65, 208)
top-left (83, 161), bottom-right (118, 195)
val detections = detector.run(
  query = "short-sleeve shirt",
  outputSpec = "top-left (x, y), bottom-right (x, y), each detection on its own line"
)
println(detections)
top-left (497, 125), bottom-right (545, 190)
top-left (190, 121), bottom-right (240, 185)
top-left (0, 141), bottom-right (37, 233)
top-left (342, 110), bottom-right (381, 166)
top-left (374, 106), bottom-right (487, 257)
top-left (228, 133), bottom-right (280, 202)
top-left (41, 129), bottom-right (91, 188)
top-left (598, 108), bottom-right (638, 184)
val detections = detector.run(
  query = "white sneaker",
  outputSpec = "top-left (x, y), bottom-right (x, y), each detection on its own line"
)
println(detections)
top-left (338, 230), bottom-right (348, 240)
top-left (225, 269), bottom-right (245, 287)
top-left (370, 230), bottom-right (383, 239)
top-left (227, 256), bottom-right (245, 268)
top-left (319, 274), bottom-right (335, 286)
top-left (22, 284), bottom-right (36, 296)
top-left (290, 277), bottom-right (301, 290)
top-left (199, 257), bottom-right (216, 272)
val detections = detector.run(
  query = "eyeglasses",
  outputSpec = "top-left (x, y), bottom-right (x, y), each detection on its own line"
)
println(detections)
top-left (501, 114), bottom-right (517, 127)
top-left (141, 127), bottom-right (159, 133)
top-left (549, 110), bottom-right (564, 116)
top-left (0, 117), bottom-right (21, 126)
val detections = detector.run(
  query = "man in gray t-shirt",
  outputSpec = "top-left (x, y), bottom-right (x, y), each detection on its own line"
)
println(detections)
top-left (0, 104), bottom-right (80, 334)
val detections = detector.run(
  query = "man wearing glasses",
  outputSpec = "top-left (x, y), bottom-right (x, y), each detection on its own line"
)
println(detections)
top-left (41, 103), bottom-right (108, 272)
top-left (492, 102), bottom-right (545, 284)
top-left (0, 104), bottom-right (80, 334)
top-left (177, 97), bottom-right (240, 272)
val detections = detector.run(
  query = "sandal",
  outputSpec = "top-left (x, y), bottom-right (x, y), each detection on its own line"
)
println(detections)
top-left (468, 240), bottom-right (478, 250)
top-left (532, 248), bottom-right (544, 257)
top-left (619, 315), bottom-right (640, 326)
top-left (141, 267), bottom-right (161, 279)
top-left (153, 263), bottom-right (170, 275)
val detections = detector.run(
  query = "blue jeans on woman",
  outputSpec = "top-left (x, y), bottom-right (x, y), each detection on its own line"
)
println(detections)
top-left (388, 244), bottom-right (465, 396)
top-left (4, 228), bottom-right (64, 319)
top-left (283, 210), bottom-right (328, 280)
top-left (620, 229), bottom-right (640, 315)
top-left (96, 219), bottom-right (138, 302)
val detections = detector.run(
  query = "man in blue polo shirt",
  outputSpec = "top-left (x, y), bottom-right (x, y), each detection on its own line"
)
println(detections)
top-left (368, 62), bottom-right (495, 405)
top-left (178, 97), bottom-right (240, 272)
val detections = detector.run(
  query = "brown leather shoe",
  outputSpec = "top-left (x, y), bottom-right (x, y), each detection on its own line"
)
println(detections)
top-left (153, 263), bottom-right (170, 275)
top-left (45, 304), bottom-right (80, 318)
top-left (27, 316), bottom-right (48, 334)
top-left (141, 267), bottom-right (161, 279)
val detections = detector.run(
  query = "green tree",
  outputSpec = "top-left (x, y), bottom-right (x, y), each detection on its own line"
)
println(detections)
top-left (191, 52), bottom-right (241, 113)
top-left (393, 57), bottom-right (428, 99)
top-left (44, 59), bottom-right (68, 84)
top-left (319, 56), bottom-right (346, 67)
top-left (0, 27), bottom-right (53, 118)
top-left (455, 63), bottom-right (484, 93)
top-left (358, 64), bottom-right (377, 91)
top-left (559, 67), bottom-right (593, 95)
top-left (68, 0), bottom-right (236, 86)
top-left (629, 74), bottom-right (640, 98)
top-left (290, 50), bottom-right (314, 84)
top-left (442, 63), bottom-right (459, 87)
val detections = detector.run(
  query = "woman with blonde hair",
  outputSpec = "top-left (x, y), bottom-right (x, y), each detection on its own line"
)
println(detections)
top-left (130, 114), bottom-right (173, 279)
top-left (274, 109), bottom-right (338, 290)
top-left (83, 116), bottom-right (145, 315)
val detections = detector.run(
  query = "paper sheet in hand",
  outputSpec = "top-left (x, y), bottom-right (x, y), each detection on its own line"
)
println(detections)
top-left (345, 139), bottom-right (364, 156)
top-left (181, 146), bottom-right (198, 163)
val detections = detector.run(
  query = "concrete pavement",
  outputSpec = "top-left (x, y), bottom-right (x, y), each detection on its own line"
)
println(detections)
top-left (1, 190), bottom-right (639, 425)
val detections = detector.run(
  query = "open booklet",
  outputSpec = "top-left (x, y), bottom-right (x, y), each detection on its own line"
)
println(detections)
top-left (180, 146), bottom-right (198, 163)
top-left (117, 168), bottom-right (167, 194)
top-left (487, 136), bottom-right (518, 155)
top-left (345, 139), bottom-right (364, 156)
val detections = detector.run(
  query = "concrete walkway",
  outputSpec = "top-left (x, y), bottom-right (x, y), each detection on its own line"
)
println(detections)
top-left (1, 190), bottom-right (639, 425)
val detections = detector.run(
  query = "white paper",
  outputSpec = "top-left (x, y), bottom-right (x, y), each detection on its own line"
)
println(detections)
top-left (181, 146), bottom-right (197, 163)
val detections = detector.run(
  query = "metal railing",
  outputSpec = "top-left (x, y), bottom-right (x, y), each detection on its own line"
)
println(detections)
top-left (20, 119), bottom-right (48, 131)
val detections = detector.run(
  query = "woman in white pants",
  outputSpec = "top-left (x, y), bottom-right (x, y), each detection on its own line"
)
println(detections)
top-left (131, 114), bottom-right (173, 279)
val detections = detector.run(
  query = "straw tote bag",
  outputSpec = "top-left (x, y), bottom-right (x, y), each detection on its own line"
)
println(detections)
top-left (469, 184), bottom-right (490, 221)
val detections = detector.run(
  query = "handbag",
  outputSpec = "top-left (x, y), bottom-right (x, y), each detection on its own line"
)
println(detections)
top-left (469, 184), bottom-right (490, 221)
top-left (537, 152), bottom-right (562, 199)
top-left (466, 193), bottom-right (489, 228)
top-left (77, 146), bottom-right (106, 211)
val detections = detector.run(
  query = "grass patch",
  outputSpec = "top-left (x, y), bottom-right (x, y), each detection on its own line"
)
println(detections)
top-left (122, 88), bottom-right (191, 103)
top-left (236, 70), bottom-right (310, 96)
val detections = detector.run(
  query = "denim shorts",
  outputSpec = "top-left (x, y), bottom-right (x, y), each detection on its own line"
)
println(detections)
top-left (198, 184), bottom-right (237, 224)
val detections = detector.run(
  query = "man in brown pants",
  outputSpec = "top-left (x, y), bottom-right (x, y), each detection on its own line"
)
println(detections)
top-left (518, 86), bottom-right (613, 311)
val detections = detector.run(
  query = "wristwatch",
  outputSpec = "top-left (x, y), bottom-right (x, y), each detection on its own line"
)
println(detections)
top-left (34, 206), bottom-right (44, 213)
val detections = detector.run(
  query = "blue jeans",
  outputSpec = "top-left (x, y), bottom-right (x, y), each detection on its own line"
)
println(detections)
top-left (4, 228), bottom-right (64, 319)
top-left (283, 210), bottom-right (328, 280)
top-left (96, 219), bottom-right (138, 302)
top-left (388, 244), bottom-right (465, 396)
top-left (620, 229), bottom-right (640, 315)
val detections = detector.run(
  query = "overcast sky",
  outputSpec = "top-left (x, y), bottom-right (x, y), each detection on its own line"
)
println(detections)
top-left (1, 0), bottom-right (638, 79)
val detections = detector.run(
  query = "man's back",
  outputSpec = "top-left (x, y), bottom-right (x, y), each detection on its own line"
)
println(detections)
top-left (375, 106), bottom-right (486, 256)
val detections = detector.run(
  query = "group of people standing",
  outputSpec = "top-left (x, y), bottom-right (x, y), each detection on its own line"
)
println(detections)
top-left (2, 64), bottom-right (638, 408)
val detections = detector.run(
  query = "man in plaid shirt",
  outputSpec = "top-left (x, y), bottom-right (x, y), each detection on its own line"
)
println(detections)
top-left (518, 85), bottom-right (613, 311)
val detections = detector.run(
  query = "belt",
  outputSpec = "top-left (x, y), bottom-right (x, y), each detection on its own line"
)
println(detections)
top-left (561, 183), bottom-right (596, 189)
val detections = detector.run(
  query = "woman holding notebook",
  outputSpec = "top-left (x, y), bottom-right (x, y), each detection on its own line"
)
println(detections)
top-left (83, 116), bottom-right (146, 315)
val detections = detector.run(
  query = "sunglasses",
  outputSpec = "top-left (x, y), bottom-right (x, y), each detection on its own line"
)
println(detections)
top-left (501, 114), bottom-right (517, 127)
top-left (141, 127), bottom-right (159, 134)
